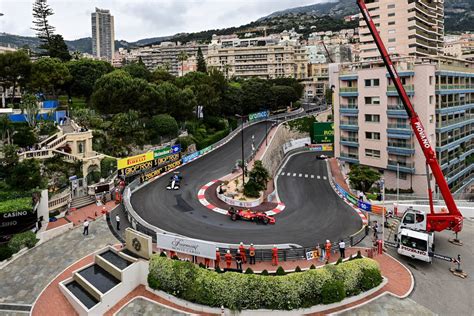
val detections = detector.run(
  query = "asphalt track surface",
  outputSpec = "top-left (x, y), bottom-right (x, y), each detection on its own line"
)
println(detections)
top-left (131, 122), bottom-right (362, 246)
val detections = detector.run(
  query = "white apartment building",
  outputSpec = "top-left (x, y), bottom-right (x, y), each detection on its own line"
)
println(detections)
top-left (359, 0), bottom-right (444, 60)
top-left (91, 8), bottom-right (115, 61)
top-left (334, 57), bottom-right (473, 195)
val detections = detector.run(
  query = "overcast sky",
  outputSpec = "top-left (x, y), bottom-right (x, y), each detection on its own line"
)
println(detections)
top-left (1, 0), bottom-right (326, 42)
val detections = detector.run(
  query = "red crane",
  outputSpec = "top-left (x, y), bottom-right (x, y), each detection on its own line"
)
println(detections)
top-left (356, 0), bottom-right (463, 234)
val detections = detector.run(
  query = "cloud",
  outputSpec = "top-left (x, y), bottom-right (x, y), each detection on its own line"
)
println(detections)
top-left (1, 0), bottom-right (324, 42)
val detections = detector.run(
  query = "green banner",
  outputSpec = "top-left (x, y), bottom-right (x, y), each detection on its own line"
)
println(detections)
top-left (311, 122), bottom-right (334, 144)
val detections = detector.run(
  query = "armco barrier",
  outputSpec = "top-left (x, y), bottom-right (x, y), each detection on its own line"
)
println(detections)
top-left (121, 104), bottom-right (370, 261)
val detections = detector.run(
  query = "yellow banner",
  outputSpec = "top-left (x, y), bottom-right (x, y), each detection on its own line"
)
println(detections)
top-left (117, 152), bottom-right (154, 170)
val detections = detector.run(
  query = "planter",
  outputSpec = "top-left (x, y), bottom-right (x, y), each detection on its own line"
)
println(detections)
top-left (216, 187), bottom-right (264, 208)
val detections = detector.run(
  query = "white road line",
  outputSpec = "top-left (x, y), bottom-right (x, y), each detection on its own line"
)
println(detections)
top-left (317, 175), bottom-right (321, 179)
top-left (311, 175), bottom-right (314, 179)
top-left (280, 172), bottom-right (285, 176)
top-left (323, 176), bottom-right (327, 180)
top-left (293, 173), bottom-right (296, 177)
top-left (299, 173), bottom-right (302, 177)
top-left (305, 174), bottom-right (308, 178)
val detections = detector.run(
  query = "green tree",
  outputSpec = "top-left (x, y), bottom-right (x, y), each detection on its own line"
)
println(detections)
top-left (270, 85), bottom-right (298, 110)
top-left (149, 114), bottom-right (178, 143)
top-left (271, 78), bottom-right (304, 99)
top-left (110, 110), bottom-right (145, 151)
top-left (7, 159), bottom-right (45, 190)
top-left (248, 160), bottom-right (270, 191)
top-left (30, 57), bottom-right (71, 97)
top-left (177, 51), bottom-right (188, 77)
top-left (122, 61), bottom-right (151, 81)
top-left (0, 115), bottom-right (14, 145)
top-left (100, 157), bottom-right (117, 178)
top-left (47, 34), bottom-right (71, 61)
top-left (221, 83), bottom-right (242, 116)
top-left (12, 124), bottom-right (38, 148)
top-left (156, 82), bottom-right (195, 121)
top-left (196, 47), bottom-right (207, 73)
top-left (150, 68), bottom-right (175, 84)
top-left (19, 94), bottom-right (40, 128)
top-left (241, 78), bottom-right (273, 114)
top-left (1, 144), bottom-right (19, 168)
top-left (67, 58), bottom-right (114, 101)
top-left (348, 165), bottom-right (381, 192)
top-left (0, 50), bottom-right (32, 104)
top-left (31, 0), bottom-right (55, 54)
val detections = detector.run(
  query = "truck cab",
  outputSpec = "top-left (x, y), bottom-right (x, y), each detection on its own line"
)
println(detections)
top-left (397, 228), bottom-right (434, 262)
top-left (399, 208), bottom-right (427, 231)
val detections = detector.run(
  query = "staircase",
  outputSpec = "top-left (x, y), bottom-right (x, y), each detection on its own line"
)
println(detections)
top-left (71, 196), bottom-right (96, 209)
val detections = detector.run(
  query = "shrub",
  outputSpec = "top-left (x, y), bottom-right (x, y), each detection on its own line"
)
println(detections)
top-left (0, 197), bottom-right (33, 214)
top-left (199, 262), bottom-right (206, 268)
top-left (148, 256), bottom-right (381, 310)
top-left (295, 266), bottom-right (302, 272)
top-left (8, 231), bottom-right (38, 253)
top-left (243, 179), bottom-right (260, 198)
top-left (177, 136), bottom-right (194, 152)
top-left (321, 280), bottom-right (345, 304)
top-left (244, 267), bottom-right (254, 274)
top-left (0, 244), bottom-right (14, 261)
top-left (261, 269), bottom-right (269, 276)
top-left (276, 266), bottom-right (286, 275)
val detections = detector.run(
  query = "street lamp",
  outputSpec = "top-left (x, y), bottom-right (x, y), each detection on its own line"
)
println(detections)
top-left (235, 114), bottom-right (247, 186)
top-left (381, 178), bottom-right (385, 247)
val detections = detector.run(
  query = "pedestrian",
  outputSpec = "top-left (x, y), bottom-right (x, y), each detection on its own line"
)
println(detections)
top-left (373, 221), bottom-right (379, 239)
top-left (249, 243), bottom-right (256, 265)
top-left (235, 250), bottom-right (243, 270)
top-left (239, 242), bottom-right (247, 263)
top-left (215, 248), bottom-right (221, 269)
top-left (170, 250), bottom-right (176, 259)
top-left (339, 239), bottom-right (346, 258)
top-left (116, 214), bottom-right (120, 230)
top-left (83, 219), bottom-right (89, 235)
top-left (325, 240), bottom-right (332, 262)
top-left (204, 257), bottom-right (210, 268)
top-left (225, 250), bottom-right (232, 269)
top-left (315, 244), bottom-right (321, 260)
top-left (272, 245), bottom-right (278, 266)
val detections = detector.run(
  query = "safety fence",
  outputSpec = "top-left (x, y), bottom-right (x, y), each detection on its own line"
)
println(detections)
top-left (121, 104), bottom-right (371, 262)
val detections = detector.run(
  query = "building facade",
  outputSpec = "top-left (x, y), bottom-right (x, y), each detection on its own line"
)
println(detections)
top-left (359, 0), bottom-right (444, 60)
top-left (334, 57), bottom-right (473, 195)
top-left (91, 8), bottom-right (115, 61)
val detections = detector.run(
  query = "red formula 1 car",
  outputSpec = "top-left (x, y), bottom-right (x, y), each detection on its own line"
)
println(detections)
top-left (228, 207), bottom-right (276, 225)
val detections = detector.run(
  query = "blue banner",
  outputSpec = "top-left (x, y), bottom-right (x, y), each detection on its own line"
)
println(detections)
top-left (249, 110), bottom-right (270, 122)
top-left (358, 201), bottom-right (372, 212)
top-left (171, 144), bottom-right (181, 154)
top-left (182, 151), bottom-right (200, 164)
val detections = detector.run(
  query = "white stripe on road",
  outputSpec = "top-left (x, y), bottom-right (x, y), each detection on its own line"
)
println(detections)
top-left (305, 174), bottom-right (308, 178)
top-left (311, 175), bottom-right (314, 179)
top-left (317, 175), bottom-right (321, 179)
top-left (293, 173), bottom-right (296, 177)
top-left (299, 173), bottom-right (302, 177)
top-left (323, 176), bottom-right (327, 180)
top-left (280, 172), bottom-right (285, 176)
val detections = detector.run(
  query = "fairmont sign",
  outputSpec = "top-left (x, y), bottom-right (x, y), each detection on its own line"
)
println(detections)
top-left (156, 233), bottom-right (216, 260)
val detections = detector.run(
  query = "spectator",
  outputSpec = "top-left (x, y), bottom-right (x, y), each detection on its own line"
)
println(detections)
top-left (115, 214), bottom-right (120, 230)
top-left (83, 219), bottom-right (89, 235)
top-left (235, 250), bottom-right (243, 270)
top-left (204, 257), bottom-right (210, 268)
top-left (272, 245), bottom-right (278, 266)
top-left (338, 239), bottom-right (346, 258)
top-left (373, 221), bottom-right (379, 239)
top-left (239, 242), bottom-right (247, 263)
top-left (325, 240), bottom-right (332, 262)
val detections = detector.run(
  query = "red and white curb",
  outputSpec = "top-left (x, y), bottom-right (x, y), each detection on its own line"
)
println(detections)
top-left (197, 180), bottom-right (285, 216)
top-left (331, 182), bottom-right (369, 225)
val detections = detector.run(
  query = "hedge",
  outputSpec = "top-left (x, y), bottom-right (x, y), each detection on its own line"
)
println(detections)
top-left (8, 231), bottom-right (39, 253)
top-left (148, 256), bottom-right (382, 310)
top-left (0, 197), bottom-right (33, 214)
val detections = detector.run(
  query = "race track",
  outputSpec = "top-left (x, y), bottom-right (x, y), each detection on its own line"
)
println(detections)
top-left (131, 122), bottom-right (362, 246)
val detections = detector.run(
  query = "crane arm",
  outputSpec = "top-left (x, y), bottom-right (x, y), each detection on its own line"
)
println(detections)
top-left (356, 0), bottom-right (463, 232)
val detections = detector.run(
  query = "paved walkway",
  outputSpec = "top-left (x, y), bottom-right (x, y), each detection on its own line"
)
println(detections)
top-left (115, 297), bottom-right (189, 316)
top-left (0, 217), bottom-right (118, 306)
top-left (46, 201), bottom-right (117, 230)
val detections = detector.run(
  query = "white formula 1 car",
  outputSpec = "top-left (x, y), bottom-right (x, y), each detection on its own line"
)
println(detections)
top-left (166, 172), bottom-right (182, 190)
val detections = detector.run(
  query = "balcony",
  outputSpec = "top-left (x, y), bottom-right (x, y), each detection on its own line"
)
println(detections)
top-left (340, 103), bottom-right (359, 115)
top-left (387, 84), bottom-right (414, 96)
top-left (436, 115), bottom-right (474, 133)
top-left (387, 123), bottom-right (412, 135)
top-left (340, 137), bottom-right (359, 147)
top-left (387, 142), bottom-right (415, 156)
top-left (340, 120), bottom-right (359, 131)
top-left (387, 160), bottom-right (415, 173)
top-left (340, 87), bottom-right (358, 97)
top-left (435, 84), bottom-right (474, 93)
top-left (339, 152), bottom-right (359, 163)
top-left (387, 104), bottom-right (409, 118)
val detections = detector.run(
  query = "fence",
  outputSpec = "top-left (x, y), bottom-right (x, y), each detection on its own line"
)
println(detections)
top-left (122, 104), bottom-right (368, 261)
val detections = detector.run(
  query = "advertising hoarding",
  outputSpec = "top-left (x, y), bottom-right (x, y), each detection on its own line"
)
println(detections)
top-left (156, 232), bottom-right (217, 260)
top-left (117, 152), bottom-right (154, 170)
top-left (119, 153), bottom-right (180, 177)
top-left (249, 110), bottom-right (270, 122)
top-left (311, 122), bottom-right (334, 144)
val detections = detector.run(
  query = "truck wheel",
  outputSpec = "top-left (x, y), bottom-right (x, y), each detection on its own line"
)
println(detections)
top-left (231, 214), bottom-right (237, 221)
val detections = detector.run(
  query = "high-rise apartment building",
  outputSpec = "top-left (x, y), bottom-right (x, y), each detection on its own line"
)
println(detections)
top-left (333, 57), bottom-right (473, 195)
top-left (91, 8), bottom-right (115, 61)
top-left (359, 0), bottom-right (444, 60)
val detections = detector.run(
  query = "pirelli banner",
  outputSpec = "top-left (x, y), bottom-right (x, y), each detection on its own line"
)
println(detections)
top-left (118, 153), bottom-right (181, 178)
top-left (140, 159), bottom-right (182, 183)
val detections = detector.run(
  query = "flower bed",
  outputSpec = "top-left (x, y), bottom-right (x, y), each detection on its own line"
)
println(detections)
top-left (148, 256), bottom-right (382, 310)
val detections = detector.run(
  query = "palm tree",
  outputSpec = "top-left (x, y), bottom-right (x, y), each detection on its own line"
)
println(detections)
top-left (177, 51), bottom-right (189, 77)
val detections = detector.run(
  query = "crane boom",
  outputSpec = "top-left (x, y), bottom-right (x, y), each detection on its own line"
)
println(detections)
top-left (356, 0), bottom-right (463, 233)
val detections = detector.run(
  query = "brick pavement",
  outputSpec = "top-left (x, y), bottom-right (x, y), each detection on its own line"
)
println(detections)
top-left (329, 158), bottom-right (351, 193)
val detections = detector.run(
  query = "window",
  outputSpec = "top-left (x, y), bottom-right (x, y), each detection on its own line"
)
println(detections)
top-left (429, 95), bottom-right (434, 104)
top-left (397, 172), bottom-right (407, 180)
top-left (388, 47), bottom-right (396, 52)
top-left (400, 235), bottom-right (427, 252)
top-left (388, 12), bottom-right (395, 17)
top-left (388, 21), bottom-right (396, 25)
top-left (365, 149), bottom-right (381, 158)
top-left (388, 38), bottom-right (396, 42)
top-left (429, 76), bottom-right (433, 85)
top-left (365, 97), bottom-right (380, 105)
top-left (365, 132), bottom-right (381, 140)
top-left (365, 114), bottom-right (380, 122)
top-left (403, 213), bottom-right (415, 224)
top-left (365, 79), bottom-right (380, 87)
top-left (387, 4), bottom-right (395, 9)
top-left (388, 29), bottom-right (396, 34)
